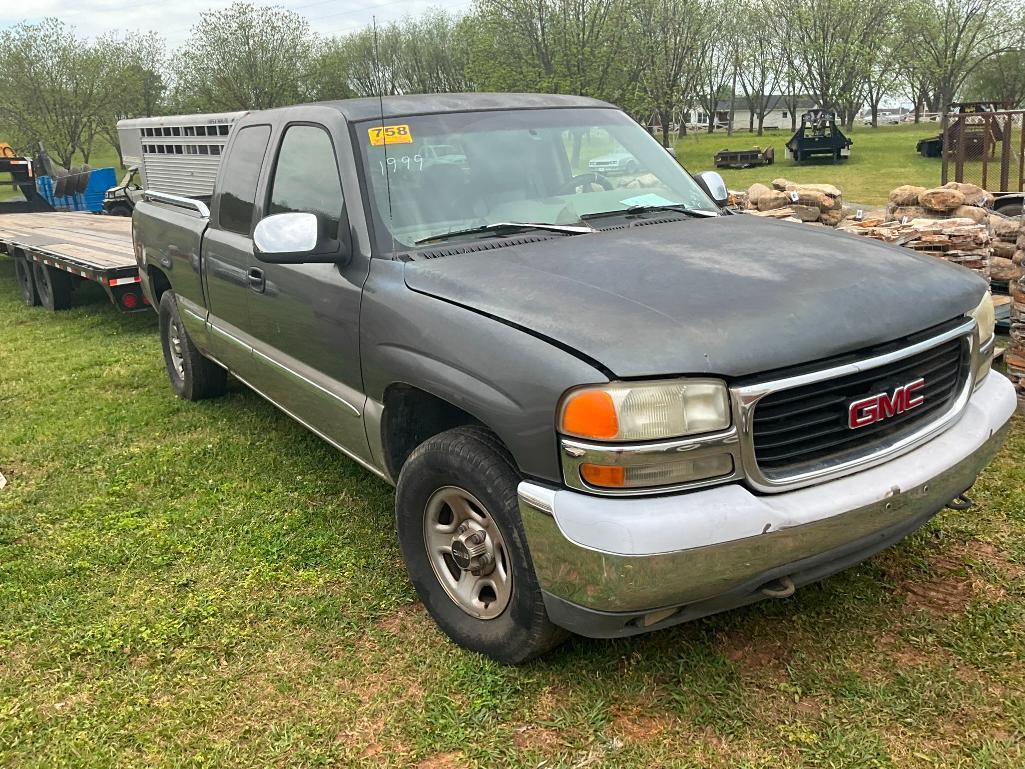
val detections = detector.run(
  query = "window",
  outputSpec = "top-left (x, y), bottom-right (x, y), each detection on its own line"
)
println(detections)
top-left (219, 125), bottom-right (230, 136)
top-left (211, 145), bottom-right (221, 156)
top-left (217, 124), bottom-right (271, 235)
top-left (198, 145), bottom-right (209, 155)
top-left (174, 145), bottom-right (183, 154)
top-left (196, 126), bottom-right (207, 136)
top-left (782, 111), bottom-right (788, 119)
top-left (172, 126), bottom-right (181, 136)
top-left (268, 124), bottom-right (343, 236)
top-left (163, 127), bottom-right (172, 136)
top-left (186, 145), bottom-right (197, 155)
top-left (185, 126), bottom-right (196, 136)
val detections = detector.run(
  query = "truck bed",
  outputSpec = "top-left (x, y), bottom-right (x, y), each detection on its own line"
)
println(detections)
top-left (0, 212), bottom-right (146, 311)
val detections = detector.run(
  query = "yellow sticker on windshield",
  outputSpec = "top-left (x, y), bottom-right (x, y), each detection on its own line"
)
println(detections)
top-left (368, 124), bottom-right (413, 146)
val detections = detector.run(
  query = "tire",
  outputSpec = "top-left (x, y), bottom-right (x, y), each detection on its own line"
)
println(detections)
top-left (105, 202), bottom-right (133, 217)
top-left (158, 291), bottom-right (227, 401)
top-left (31, 262), bottom-right (73, 311)
top-left (396, 426), bottom-right (567, 664)
top-left (14, 255), bottom-right (39, 306)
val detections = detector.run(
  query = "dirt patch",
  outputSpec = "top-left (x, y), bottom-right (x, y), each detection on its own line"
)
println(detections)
top-left (969, 540), bottom-right (1025, 580)
top-left (609, 705), bottom-right (672, 742)
top-left (417, 751), bottom-right (463, 768)
top-left (716, 628), bottom-right (792, 676)
top-left (376, 602), bottom-right (429, 636)
top-left (512, 723), bottom-right (564, 752)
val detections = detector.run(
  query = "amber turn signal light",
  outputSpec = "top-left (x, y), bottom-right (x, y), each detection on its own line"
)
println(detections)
top-left (560, 390), bottom-right (619, 440)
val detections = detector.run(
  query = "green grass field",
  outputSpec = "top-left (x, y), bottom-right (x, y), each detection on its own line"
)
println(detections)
top-left (2, 125), bottom-right (1025, 768)
top-left (672, 123), bottom-right (946, 206)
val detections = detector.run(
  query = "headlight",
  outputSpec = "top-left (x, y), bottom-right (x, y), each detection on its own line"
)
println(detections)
top-left (559, 379), bottom-right (730, 442)
top-left (970, 292), bottom-right (995, 346)
top-left (969, 292), bottom-right (996, 387)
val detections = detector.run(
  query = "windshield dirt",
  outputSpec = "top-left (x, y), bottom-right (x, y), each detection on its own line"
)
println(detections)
top-left (356, 107), bottom-right (714, 252)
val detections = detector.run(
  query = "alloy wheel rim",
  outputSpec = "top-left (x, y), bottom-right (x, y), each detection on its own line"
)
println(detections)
top-left (168, 322), bottom-right (185, 378)
top-left (422, 485), bottom-right (512, 620)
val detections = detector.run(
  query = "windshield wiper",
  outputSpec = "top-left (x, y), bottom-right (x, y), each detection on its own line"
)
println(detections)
top-left (415, 221), bottom-right (593, 245)
top-left (581, 204), bottom-right (716, 221)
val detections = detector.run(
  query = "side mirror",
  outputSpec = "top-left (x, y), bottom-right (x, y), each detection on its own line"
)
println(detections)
top-left (694, 170), bottom-right (729, 207)
top-left (253, 212), bottom-right (349, 264)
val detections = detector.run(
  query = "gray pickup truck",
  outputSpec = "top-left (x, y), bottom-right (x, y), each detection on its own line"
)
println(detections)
top-left (132, 93), bottom-right (1015, 663)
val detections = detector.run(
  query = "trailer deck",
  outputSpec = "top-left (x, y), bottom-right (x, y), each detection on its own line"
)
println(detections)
top-left (0, 212), bottom-right (146, 312)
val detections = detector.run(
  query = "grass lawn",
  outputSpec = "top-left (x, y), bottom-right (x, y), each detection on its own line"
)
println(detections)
top-left (672, 123), bottom-right (946, 206)
top-left (2, 258), bottom-right (1025, 767)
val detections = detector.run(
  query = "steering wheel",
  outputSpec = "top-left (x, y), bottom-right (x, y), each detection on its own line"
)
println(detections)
top-left (557, 173), bottom-right (614, 195)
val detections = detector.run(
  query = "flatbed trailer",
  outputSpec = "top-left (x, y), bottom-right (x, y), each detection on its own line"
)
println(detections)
top-left (0, 212), bottom-right (147, 312)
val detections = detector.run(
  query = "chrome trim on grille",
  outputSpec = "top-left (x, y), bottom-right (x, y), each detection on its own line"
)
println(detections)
top-left (560, 428), bottom-right (743, 496)
top-left (732, 319), bottom-right (978, 493)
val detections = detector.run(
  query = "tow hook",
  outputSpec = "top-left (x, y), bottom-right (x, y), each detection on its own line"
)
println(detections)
top-left (760, 575), bottom-right (795, 599)
top-left (946, 493), bottom-right (974, 511)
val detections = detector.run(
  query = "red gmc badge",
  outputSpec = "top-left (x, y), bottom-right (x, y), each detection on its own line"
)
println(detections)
top-left (848, 378), bottom-right (925, 429)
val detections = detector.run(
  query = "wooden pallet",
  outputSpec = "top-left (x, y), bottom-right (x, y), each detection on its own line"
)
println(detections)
top-left (0, 212), bottom-right (134, 270)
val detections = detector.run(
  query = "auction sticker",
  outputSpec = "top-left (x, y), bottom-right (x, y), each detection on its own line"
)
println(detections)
top-left (368, 125), bottom-right (413, 146)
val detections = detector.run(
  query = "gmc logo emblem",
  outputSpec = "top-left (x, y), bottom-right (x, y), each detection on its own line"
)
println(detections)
top-left (848, 378), bottom-right (925, 429)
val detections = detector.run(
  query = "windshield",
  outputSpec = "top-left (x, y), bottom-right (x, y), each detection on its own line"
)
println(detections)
top-left (356, 107), bottom-right (715, 253)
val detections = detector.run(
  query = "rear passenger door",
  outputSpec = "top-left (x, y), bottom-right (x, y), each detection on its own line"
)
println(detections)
top-left (203, 123), bottom-right (271, 375)
top-left (245, 118), bottom-right (373, 465)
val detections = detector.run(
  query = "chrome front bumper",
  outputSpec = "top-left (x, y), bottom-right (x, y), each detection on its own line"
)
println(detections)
top-left (519, 373), bottom-right (1016, 638)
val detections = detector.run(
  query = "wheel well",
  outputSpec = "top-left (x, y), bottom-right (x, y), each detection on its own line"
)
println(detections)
top-left (148, 265), bottom-right (171, 302)
top-left (382, 384), bottom-right (485, 478)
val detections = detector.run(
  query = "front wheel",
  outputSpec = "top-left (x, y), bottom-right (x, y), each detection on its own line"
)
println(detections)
top-left (396, 426), bottom-right (567, 663)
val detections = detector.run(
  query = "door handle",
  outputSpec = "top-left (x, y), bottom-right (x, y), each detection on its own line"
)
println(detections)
top-left (247, 267), bottom-right (265, 293)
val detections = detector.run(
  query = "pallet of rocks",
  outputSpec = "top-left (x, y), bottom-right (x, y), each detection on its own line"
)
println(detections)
top-left (836, 216), bottom-right (992, 283)
top-left (745, 178), bottom-right (848, 226)
top-left (885, 182), bottom-right (992, 225)
top-left (1007, 222), bottom-right (1025, 412)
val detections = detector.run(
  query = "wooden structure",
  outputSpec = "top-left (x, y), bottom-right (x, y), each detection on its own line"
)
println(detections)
top-left (714, 146), bottom-right (774, 169)
top-left (941, 108), bottom-right (1025, 215)
top-left (0, 212), bottom-right (146, 312)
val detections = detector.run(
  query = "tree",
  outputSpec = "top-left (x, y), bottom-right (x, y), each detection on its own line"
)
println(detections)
top-left (170, 2), bottom-right (316, 111)
top-left (965, 49), bottom-right (1025, 106)
top-left (632, 0), bottom-right (711, 146)
top-left (695, 3), bottom-right (739, 134)
top-left (900, 0), bottom-right (1020, 111)
top-left (0, 19), bottom-right (108, 167)
top-left (95, 32), bottom-right (168, 166)
top-left (735, 0), bottom-right (788, 135)
top-left (766, 0), bottom-right (892, 129)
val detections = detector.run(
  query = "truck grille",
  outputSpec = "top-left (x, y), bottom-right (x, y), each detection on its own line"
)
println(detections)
top-left (751, 335), bottom-right (971, 477)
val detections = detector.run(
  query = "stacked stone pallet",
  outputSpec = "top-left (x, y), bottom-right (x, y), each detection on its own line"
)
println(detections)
top-left (1006, 221), bottom-right (1025, 412)
top-left (744, 178), bottom-right (848, 226)
top-left (836, 216), bottom-right (993, 283)
top-left (885, 181), bottom-right (992, 225)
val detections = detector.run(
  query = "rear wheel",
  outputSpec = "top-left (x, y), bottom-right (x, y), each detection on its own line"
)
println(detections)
top-left (32, 262), bottom-right (73, 311)
top-left (14, 255), bottom-right (39, 306)
top-left (395, 426), bottom-right (567, 664)
top-left (105, 202), bottom-right (133, 217)
top-left (158, 291), bottom-right (227, 401)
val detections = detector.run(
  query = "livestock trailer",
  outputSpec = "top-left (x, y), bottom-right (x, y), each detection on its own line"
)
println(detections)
top-left (114, 111), bottom-right (246, 207)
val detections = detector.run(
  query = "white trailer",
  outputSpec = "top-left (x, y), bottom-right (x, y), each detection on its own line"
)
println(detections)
top-left (115, 111), bottom-right (247, 201)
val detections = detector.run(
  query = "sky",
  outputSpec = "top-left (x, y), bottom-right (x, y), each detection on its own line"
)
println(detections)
top-left (0, 0), bottom-right (474, 46)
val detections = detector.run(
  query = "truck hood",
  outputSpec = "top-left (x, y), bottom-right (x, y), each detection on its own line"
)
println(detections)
top-left (403, 215), bottom-right (987, 378)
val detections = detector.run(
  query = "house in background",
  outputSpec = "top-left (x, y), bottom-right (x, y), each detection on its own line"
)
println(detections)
top-left (684, 95), bottom-right (819, 132)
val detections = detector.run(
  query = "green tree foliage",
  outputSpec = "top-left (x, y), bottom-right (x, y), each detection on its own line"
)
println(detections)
top-left (965, 49), bottom-right (1025, 106)
top-left (168, 2), bottom-right (316, 111)
top-left (0, 19), bottom-right (110, 167)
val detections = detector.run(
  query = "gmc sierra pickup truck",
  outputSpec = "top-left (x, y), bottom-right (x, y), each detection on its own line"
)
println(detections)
top-left (132, 94), bottom-right (1015, 663)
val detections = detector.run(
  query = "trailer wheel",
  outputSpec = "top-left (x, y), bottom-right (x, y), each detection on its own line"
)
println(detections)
top-left (14, 255), bottom-right (40, 306)
top-left (32, 262), bottom-right (73, 311)
top-left (159, 291), bottom-right (227, 401)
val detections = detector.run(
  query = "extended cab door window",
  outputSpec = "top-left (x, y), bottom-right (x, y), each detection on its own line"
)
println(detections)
top-left (267, 124), bottom-right (344, 233)
top-left (217, 125), bottom-right (271, 234)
